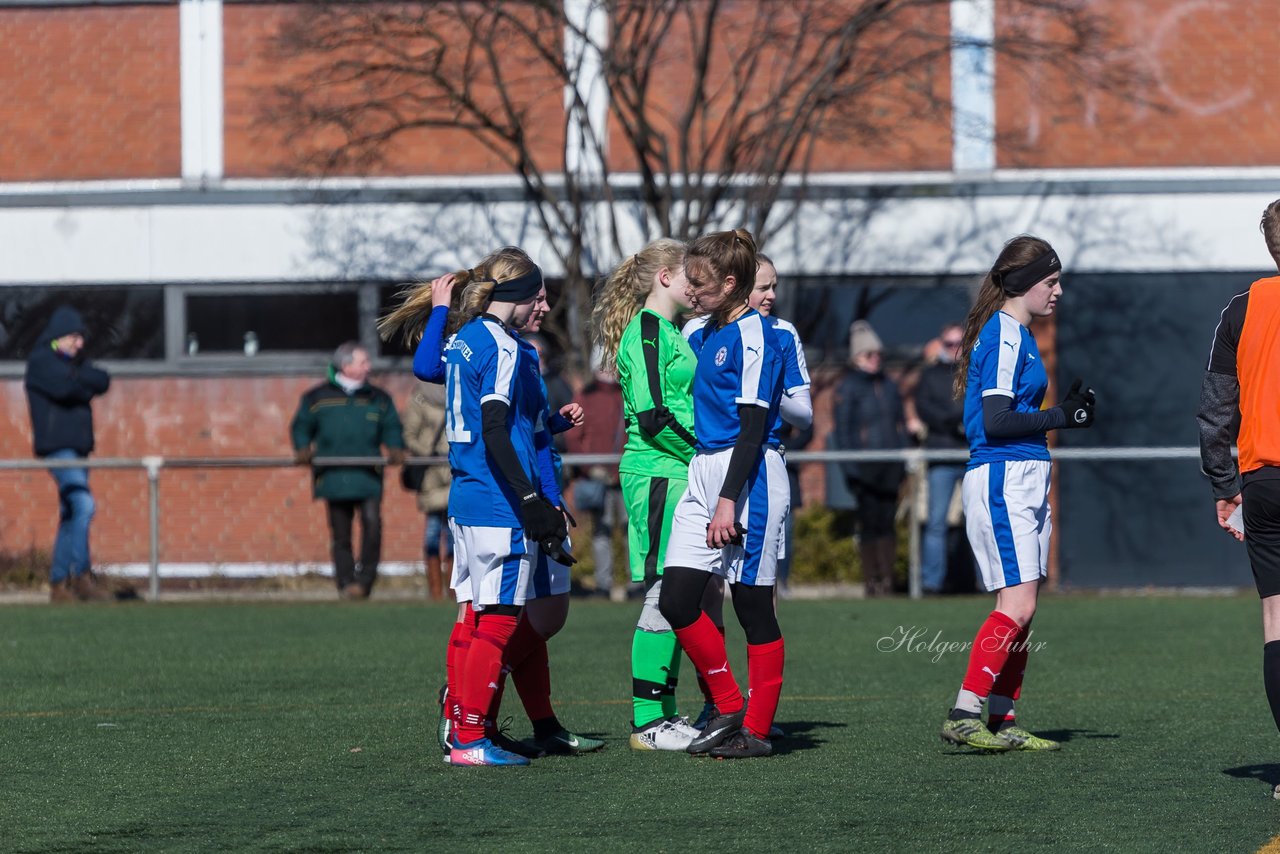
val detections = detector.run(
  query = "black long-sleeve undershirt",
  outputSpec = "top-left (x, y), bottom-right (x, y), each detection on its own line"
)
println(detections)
top-left (719, 404), bottom-right (770, 501)
top-left (481, 399), bottom-right (536, 500)
top-left (982, 394), bottom-right (1066, 438)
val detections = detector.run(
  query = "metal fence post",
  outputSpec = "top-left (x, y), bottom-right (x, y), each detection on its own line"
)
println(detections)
top-left (907, 450), bottom-right (924, 600)
top-left (142, 456), bottom-right (163, 602)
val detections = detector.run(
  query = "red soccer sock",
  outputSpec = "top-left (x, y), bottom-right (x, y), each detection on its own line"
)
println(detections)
top-left (511, 633), bottom-right (555, 724)
top-left (444, 605), bottom-right (476, 724)
top-left (743, 638), bottom-right (785, 739)
top-left (959, 610), bottom-right (1021, 702)
top-left (694, 624), bottom-right (728, 706)
top-left (674, 614), bottom-right (742, 714)
top-left (455, 613), bottom-right (519, 745)
top-left (485, 616), bottom-right (542, 722)
top-left (988, 622), bottom-right (1032, 730)
top-left (485, 668), bottom-right (510, 728)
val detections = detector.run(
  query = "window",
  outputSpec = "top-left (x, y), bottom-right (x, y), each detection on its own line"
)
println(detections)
top-left (183, 288), bottom-right (360, 356)
top-left (0, 286), bottom-right (164, 360)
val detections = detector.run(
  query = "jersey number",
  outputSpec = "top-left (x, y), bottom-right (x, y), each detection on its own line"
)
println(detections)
top-left (446, 364), bottom-right (473, 443)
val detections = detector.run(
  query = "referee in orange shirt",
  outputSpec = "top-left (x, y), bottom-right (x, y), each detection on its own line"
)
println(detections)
top-left (1198, 199), bottom-right (1280, 791)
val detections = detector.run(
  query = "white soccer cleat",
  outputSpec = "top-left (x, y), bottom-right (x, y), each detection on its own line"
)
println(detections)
top-left (630, 718), bottom-right (697, 751)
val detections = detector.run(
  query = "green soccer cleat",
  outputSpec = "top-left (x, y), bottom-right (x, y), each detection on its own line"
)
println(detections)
top-left (528, 728), bottom-right (605, 756)
top-left (940, 717), bottom-right (1011, 751)
top-left (994, 726), bottom-right (1061, 751)
top-left (436, 684), bottom-right (451, 756)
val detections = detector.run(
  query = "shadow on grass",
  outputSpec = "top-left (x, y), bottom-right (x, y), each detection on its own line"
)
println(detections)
top-left (1223, 763), bottom-right (1280, 788)
top-left (1033, 728), bottom-right (1119, 744)
top-left (771, 719), bottom-right (845, 756)
top-left (939, 727), bottom-right (1118, 756)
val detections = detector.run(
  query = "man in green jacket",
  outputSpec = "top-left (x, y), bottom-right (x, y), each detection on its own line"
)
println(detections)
top-left (291, 342), bottom-right (405, 599)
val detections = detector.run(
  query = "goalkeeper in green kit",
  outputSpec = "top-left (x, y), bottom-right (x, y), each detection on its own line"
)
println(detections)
top-left (592, 238), bottom-right (704, 750)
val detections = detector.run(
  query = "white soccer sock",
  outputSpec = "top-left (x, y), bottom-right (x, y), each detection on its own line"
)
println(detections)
top-left (953, 688), bottom-right (984, 716)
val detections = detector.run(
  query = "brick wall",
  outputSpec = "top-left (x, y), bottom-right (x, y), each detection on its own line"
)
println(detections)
top-left (997, 0), bottom-right (1280, 167)
top-left (4, 3), bottom-right (1278, 181)
top-left (0, 6), bottom-right (180, 181)
top-left (602, 1), bottom-right (953, 174)
top-left (0, 373), bottom-right (426, 568)
top-left (224, 4), bottom-right (568, 177)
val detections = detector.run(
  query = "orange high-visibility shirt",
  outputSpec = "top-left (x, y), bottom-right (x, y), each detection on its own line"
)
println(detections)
top-left (1237, 276), bottom-right (1280, 473)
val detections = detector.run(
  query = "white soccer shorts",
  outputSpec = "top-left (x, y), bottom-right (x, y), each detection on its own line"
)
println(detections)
top-left (528, 535), bottom-right (572, 599)
top-left (962, 459), bottom-right (1052, 592)
top-left (663, 447), bottom-right (790, 586)
top-left (448, 520), bottom-right (537, 608)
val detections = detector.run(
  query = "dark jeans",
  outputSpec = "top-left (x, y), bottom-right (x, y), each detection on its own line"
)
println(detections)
top-left (326, 498), bottom-right (382, 591)
top-left (853, 486), bottom-right (898, 538)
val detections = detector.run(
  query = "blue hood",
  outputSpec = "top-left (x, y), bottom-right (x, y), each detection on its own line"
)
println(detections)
top-left (39, 306), bottom-right (86, 344)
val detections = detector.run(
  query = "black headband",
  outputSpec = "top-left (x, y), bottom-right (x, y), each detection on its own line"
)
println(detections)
top-left (489, 266), bottom-right (544, 302)
top-left (997, 250), bottom-right (1060, 295)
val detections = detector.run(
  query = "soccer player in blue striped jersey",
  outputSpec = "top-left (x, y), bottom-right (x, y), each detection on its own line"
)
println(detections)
top-left (939, 235), bottom-right (1097, 753)
top-left (381, 247), bottom-right (572, 767)
top-left (681, 253), bottom-right (811, 733)
top-left (659, 228), bottom-right (789, 759)
top-left (389, 269), bottom-right (601, 761)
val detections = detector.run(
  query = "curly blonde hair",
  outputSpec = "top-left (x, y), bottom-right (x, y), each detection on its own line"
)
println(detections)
top-left (378, 246), bottom-right (538, 345)
top-left (591, 238), bottom-right (686, 373)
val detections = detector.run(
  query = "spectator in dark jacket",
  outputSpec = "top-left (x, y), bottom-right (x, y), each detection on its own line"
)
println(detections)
top-left (291, 342), bottom-right (405, 599)
top-left (24, 306), bottom-right (112, 602)
top-left (833, 320), bottom-right (907, 597)
top-left (913, 323), bottom-right (969, 594)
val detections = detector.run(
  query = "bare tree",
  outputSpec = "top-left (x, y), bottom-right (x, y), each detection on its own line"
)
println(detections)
top-left (268, 0), bottom-right (1143, 368)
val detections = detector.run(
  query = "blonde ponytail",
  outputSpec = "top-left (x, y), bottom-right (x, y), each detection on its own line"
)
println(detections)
top-left (591, 238), bottom-right (686, 373)
top-left (377, 246), bottom-right (536, 345)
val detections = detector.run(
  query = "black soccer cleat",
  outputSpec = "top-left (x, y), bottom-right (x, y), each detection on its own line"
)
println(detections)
top-left (686, 707), bottom-right (746, 755)
top-left (708, 727), bottom-right (773, 759)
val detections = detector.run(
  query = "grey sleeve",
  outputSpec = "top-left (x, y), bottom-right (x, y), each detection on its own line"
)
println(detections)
top-left (1196, 371), bottom-right (1241, 499)
top-left (982, 395), bottom-right (1067, 438)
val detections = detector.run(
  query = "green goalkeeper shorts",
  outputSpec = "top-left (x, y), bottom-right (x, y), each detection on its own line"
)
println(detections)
top-left (621, 471), bottom-right (688, 584)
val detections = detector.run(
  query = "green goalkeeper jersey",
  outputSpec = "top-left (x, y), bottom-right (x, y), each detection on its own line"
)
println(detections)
top-left (617, 309), bottom-right (698, 479)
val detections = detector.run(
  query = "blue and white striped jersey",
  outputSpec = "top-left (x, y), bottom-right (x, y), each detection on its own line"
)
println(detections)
top-left (964, 311), bottom-right (1051, 466)
top-left (684, 313), bottom-right (807, 446)
top-left (444, 316), bottom-right (541, 525)
top-left (689, 309), bottom-right (785, 451)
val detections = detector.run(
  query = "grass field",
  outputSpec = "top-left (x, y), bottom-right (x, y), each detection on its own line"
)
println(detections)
top-left (4, 594), bottom-right (1280, 853)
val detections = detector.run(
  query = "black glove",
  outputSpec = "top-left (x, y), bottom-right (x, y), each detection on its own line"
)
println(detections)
top-left (1056, 378), bottom-right (1096, 429)
top-left (543, 536), bottom-right (578, 567)
top-left (520, 494), bottom-right (576, 565)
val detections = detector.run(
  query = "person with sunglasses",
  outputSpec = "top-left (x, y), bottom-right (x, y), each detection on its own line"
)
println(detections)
top-left (913, 322), bottom-right (969, 594)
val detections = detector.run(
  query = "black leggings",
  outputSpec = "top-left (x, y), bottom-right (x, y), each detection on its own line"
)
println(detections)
top-left (659, 566), bottom-right (781, 645)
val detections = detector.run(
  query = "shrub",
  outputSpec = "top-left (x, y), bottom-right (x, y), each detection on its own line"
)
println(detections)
top-left (0, 547), bottom-right (51, 589)
top-left (789, 505), bottom-right (861, 583)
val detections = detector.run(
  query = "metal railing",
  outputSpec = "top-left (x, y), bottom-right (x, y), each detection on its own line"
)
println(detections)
top-left (9, 446), bottom-right (1207, 600)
